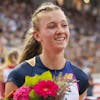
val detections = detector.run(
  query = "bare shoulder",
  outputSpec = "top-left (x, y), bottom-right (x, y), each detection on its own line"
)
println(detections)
top-left (25, 57), bottom-right (36, 67)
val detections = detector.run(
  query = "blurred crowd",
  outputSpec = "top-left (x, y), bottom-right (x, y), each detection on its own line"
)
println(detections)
top-left (0, 0), bottom-right (100, 99)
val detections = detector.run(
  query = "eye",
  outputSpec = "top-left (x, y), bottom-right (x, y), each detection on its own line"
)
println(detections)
top-left (47, 22), bottom-right (56, 29)
top-left (62, 24), bottom-right (69, 28)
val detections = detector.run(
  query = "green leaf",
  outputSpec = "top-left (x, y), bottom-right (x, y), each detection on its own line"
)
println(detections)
top-left (4, 98), bottom-right (9, 100)
top-left (29, 90), bottom-right (35, 99)
top-left (24, 75), bottom-right (40, 86)
top-left (40, 71), bottom-right (52, 81)
top-left (24, 71), bottom-right (52, 87)
top-left (4, 98), bottom-right (12, 100)
top-left (29, 90), bottom-right (40, 100)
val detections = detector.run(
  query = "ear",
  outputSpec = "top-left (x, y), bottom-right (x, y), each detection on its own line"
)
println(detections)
top-left (32, 32), bottom-right (41, 42)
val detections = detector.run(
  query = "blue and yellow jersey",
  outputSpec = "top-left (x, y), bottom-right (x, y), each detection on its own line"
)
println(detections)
top-left (7, 56), bottom-right (89, 95)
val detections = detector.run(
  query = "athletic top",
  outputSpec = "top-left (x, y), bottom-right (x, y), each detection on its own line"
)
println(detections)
top-left (7, 56), bottom-right (89, 96)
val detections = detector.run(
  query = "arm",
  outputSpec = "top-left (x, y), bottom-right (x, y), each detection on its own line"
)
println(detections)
top-left (5, 60), bottom-right (35, 97)
top-left (71, 64), bottom-right (89, 100)
top-left (79, 90), bottom-right (87, 100)
top-left (4, 64), bottom-right (24, 97)
top-left (5, 82), bottom-right (18, 97)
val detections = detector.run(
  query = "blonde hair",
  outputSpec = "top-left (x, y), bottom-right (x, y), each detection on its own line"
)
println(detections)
top-left (32, 2), bottom-right (60, 32)
top-left (19, 2), bottom-right (64, 63)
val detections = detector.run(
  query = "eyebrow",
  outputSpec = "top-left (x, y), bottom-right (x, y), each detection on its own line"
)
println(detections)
top-left (47, 19), bottom-right (68, 25)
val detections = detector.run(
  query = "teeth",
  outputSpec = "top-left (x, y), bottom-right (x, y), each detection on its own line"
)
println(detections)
top-left (55, 37), bottom-right (65, 41)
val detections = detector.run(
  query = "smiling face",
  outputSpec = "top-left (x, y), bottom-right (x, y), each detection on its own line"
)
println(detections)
top-left (33, 9), bottom-right (70, 53)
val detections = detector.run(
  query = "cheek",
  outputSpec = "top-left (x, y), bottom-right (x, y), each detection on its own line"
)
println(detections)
top-left (66, 29), bottom-right (70, 38)
top-left (40, 32), bottom-right (53, 46)
top-left (68, 32), bottom-right (70, 38)
top-left (39, 32), bottom-right (50, 43)
top-left (41, 30), bottom-right (54, 38)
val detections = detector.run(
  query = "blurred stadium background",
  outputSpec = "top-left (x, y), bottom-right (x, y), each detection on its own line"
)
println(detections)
top-left (0, 0), bottom-right (100, 98)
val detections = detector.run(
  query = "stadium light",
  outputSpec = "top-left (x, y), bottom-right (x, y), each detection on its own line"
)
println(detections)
top-left (83, 0), bottom-right (90, 4)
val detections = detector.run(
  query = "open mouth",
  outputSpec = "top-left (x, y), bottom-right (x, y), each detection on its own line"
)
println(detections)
top-left (54, 37), bottom-right (65, 41)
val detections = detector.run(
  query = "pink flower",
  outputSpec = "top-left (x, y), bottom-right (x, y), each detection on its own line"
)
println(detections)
top-left (33, 80), bottom-right (59, 98)
top-left (13, 86), bottom-right (31, 100)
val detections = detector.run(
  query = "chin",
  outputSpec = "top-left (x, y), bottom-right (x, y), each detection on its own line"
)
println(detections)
top-left (57, 44), bottom-right (67, 48)
top-left (54, 46), bottom-right (66, 51)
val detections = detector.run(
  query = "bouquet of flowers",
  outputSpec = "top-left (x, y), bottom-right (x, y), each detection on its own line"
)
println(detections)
top-left (5, 71), bottom-right (77, 100)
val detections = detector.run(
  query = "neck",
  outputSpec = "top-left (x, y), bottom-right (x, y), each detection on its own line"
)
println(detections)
top-left (40, 51), bottom-right (66, 70)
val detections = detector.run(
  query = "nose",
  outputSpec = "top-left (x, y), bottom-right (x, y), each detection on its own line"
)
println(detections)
top-left (56, 25), bottom-right (65, 34)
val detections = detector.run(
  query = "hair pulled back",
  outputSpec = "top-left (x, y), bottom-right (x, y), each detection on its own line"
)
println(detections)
top-left (19, 2), bottom-right (61, 63)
